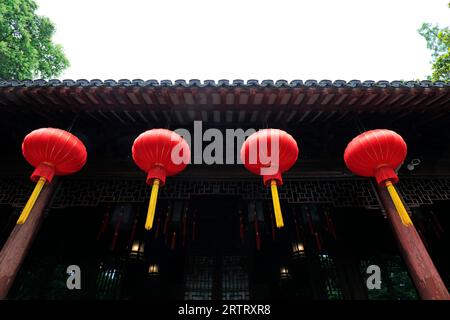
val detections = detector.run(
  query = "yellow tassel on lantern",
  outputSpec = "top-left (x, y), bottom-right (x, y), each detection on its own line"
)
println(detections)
top-left (270, 180), bottom-right (284, 228)
top-left (385, 180), bottom-right (413, 227)
top-left (145, 179), bottom-right (160, 230)
top-left (17, 176), bottom-right (47, 225)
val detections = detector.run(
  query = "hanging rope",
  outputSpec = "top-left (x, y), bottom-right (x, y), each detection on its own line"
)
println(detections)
top-left (67, 113), bottom-right (80, 133)
top-left (354, 114), bottom-right (367, 134)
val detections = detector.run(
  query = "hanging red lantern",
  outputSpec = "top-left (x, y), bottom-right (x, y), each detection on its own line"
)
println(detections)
top-left (241, 129), bottom-right (299, 228)
top-left (132, 129), bottom-right (190, 230)
top-left (344, 129), bottom-right (406, 185)
top-left (20, 128), bottom-right (87, 224)
top-left (344, 129), bottom-right (411, 226)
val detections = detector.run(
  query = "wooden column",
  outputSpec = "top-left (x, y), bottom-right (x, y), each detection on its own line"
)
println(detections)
top-left (0, 179), bottom-right (58, 299)
top-left (375, 183), bottom-right (449, 300)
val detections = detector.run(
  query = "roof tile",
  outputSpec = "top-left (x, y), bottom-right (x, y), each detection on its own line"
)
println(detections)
top-left (0, 79), bottom-right (448, 89)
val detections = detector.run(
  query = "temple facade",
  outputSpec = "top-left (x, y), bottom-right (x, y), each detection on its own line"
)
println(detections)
top-left (0, 79), bottom-right (449, 300)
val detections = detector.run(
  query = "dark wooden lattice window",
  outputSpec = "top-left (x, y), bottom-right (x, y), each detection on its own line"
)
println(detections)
top-left (359, 259), bottom-right (389, 300)
top-left (96, 265), bottom-right (123, 299)
top-left (221, 256), bottom-right (249, 300)
top-left (184, 256), bottom-right (214, 300)
top-left (318, 254), bottom-right (344, 300)
top-left (184, 256), bottom-right (249, 300)
top-left (384, 256), bottom-right (418, 300)
top-left (359, 256), bottom-right (418, 300)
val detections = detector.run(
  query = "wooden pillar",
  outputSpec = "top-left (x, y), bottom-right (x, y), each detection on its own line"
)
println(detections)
top-left (0, 179), bottom-right (58, 299)
top-left (375, 183), bottom-right (449, 300)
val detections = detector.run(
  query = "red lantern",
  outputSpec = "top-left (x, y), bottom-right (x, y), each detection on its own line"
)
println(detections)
top-left (132, 129), bottom-right (190, 230)
top-left (241, 129), bottom-right (299, 228)
top-left (20, 128), bottom-right (87, 224)
top-left (344, 129), bottom-right (407, 185)
top-left (344, 129), bottom-right (411, 226)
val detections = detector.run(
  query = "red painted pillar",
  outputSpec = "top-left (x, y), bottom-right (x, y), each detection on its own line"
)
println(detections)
top-left (0, 179), bottom-right (58, 299)
top-left (375, 183), bottom-right (450, 300)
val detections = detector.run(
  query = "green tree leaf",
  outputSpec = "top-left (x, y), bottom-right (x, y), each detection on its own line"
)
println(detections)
top-left (418, 20), bottom-right (450, 81)
top-left (0, 0), bottom-right (69, 79)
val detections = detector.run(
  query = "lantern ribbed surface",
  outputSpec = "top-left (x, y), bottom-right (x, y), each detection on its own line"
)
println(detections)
top-left (344, 129), bottom-right (407, 185)
top-left (240, 129), bottom-right (298, 186)
top-left (132, 128), bottom-right (190, 185)
top-left (22, 128), bottom-right (87, 183)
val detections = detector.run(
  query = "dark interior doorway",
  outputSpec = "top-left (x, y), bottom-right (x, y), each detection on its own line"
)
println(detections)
top-left (184, 196), bottom-right (249, 300)
top-left (190, 196), bottom-right (241, 256)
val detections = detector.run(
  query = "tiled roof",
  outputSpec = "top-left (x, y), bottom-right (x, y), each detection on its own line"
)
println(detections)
top-left (1, 79), bottom-right (449, 127)
top-left (0, 79), bottom-right (449, 88)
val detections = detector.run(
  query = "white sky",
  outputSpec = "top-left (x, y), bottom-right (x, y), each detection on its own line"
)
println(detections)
top-left (36, 0), bottom-right (450, 81)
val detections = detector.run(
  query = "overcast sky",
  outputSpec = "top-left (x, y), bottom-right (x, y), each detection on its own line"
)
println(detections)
top-left (36, 0), bottom-right (449, 81)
